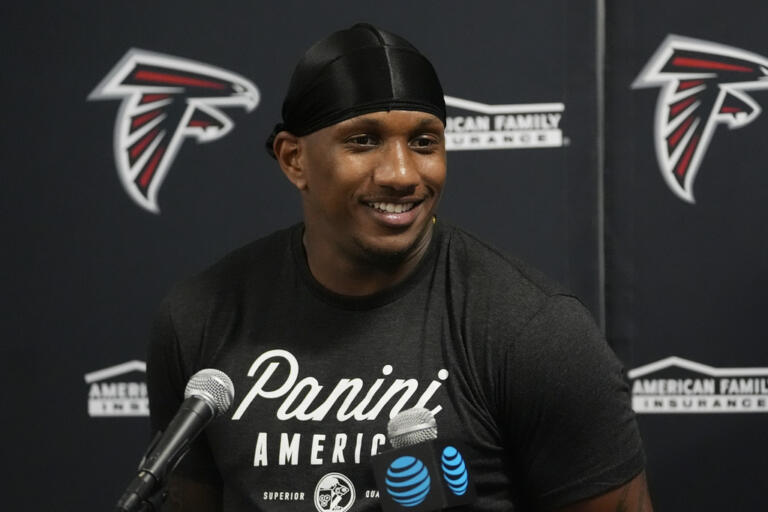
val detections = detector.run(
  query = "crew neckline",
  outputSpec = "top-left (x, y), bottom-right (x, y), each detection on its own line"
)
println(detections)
top-left (290, 222), bottom-right (442, 310)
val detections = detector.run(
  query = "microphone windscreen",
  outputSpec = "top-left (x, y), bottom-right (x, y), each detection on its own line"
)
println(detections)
top-left (387, 407), bottom-right (438, 448)
top-left (184, 368), bottom-right (235, 416)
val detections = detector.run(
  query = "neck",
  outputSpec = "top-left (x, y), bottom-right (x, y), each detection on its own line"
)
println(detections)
top-left (302, 226), bottom-right (434, 296)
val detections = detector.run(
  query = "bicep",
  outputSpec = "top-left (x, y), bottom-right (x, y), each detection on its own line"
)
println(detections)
top-left (148, 295), bottom-right (223, 511)
top-left (504, 296), bottom-right (645, 507)
top-left (554, 471), bottom-right (653, 512)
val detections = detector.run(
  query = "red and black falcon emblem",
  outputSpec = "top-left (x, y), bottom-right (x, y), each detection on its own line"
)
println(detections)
top-left (633, 35), bottom-right (768, 203)
top-left (89, 49), bottom-right (259, 213)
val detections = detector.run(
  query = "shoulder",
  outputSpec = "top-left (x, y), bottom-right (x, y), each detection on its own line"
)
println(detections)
top-left (150, 225), bottom-right (298, 380)
top-left (438, 222), bottom-right (582, 333)
top-left (442, 223), bottom-right (566, 294)
top-left (163, 224), bottom-right (297, 313)
top-left (436, 224), bottom-right (610, 403)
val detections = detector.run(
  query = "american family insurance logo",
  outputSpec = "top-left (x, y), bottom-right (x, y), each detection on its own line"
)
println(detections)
top-left (85, 360), bottom-right (148, 417)
top-left (443, 95), bottom-right (565, 151)
top-left (89, 49), bottom-right (260, 213)
top-left (629, 356), bottom-right (768, 413)
top-left (632, 35), bottom-right (768, 203)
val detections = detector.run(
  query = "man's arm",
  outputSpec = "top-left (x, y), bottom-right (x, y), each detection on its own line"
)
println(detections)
top-left (162, 474), bottom-right (222, 512)
top-left (499, 295), bottom-right (649, 510)
top-left (556, 472), bottom-right (652, 512)
top-left (148, 295), bottom-right (224, 512)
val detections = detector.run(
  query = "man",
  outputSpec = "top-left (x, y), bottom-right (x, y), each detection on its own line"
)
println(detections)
top-left (147, 23), bottom-right (651, 511)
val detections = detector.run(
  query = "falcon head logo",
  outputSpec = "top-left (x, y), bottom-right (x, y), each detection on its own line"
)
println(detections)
top-left (632, 35), bottom-right (768, 203)
top-left (89, 49), bottom-right (260, 213)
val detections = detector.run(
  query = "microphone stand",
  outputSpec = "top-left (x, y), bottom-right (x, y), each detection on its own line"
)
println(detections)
top-left (114, 431), bottom-right (170, 512)
top-left (114, 473), bottom-right (169, 512)
top-left (117, 486), bottom-right (168, 512)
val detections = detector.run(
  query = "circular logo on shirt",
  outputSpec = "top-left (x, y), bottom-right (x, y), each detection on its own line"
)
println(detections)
top-left (314, 472), bottom-right (356, 512)
top-left (385, 456), bottom-right (431, 506)
top-left (441, 446), bottom-right (469, 496)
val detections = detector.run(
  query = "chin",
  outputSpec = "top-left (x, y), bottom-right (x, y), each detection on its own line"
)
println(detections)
top-left (353, 228), bottom-right (430, 268)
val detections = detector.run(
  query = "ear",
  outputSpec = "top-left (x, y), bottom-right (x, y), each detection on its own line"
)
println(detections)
top-left (273, 131), bottom-right (308, 190)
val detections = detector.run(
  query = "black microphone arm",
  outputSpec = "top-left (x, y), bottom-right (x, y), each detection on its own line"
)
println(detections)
top-left (115, 369), bottom-right (234, 512)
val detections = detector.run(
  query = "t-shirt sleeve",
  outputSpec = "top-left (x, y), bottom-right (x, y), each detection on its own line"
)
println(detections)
top-left (146, 293), bottom-right (222, 484)
top-left (503, 294), bottom-right (644, 510)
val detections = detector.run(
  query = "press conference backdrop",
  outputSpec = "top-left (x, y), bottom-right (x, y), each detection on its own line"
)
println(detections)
top-left (1, 0), bottom-right (765, 509)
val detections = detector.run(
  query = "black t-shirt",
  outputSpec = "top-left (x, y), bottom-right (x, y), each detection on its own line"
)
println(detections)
top-left (147, 222), bottom-right (644, 511)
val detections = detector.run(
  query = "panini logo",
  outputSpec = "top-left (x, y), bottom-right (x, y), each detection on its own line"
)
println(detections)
top-left (628, 356), bottom-right (768, 414)
top-left (444, 96), bottom-right (565, 151)
top-left (84, 361), bottom-right (148, 417)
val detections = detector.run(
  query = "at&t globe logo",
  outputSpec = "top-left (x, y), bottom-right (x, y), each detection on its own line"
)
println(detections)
top-left (385, 456), bottom-right (431, 506)
top-left (441, 446), bottom-right (469, 496)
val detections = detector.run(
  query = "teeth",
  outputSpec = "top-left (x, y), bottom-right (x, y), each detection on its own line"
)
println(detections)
top-left (370, 202), bottom-right (415, 214)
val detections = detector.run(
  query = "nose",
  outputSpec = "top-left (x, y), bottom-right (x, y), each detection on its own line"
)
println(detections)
top-left (372, 139), bottom-right (419, 191)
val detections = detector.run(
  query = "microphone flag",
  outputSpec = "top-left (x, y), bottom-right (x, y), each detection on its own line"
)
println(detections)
top-left (371, 439), bottom-right (475, 511)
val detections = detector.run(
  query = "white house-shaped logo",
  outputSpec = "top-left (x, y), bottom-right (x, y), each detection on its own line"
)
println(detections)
top-left (443, 95), bottom-right (565, 151)
top-left (84, 360), bottom-right (148, 417)
top-left (629, 356), bottom-right (768, 414)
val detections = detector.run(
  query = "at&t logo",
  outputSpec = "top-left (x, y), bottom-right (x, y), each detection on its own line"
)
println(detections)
top-left (384, 446), bottom-right (470, 507)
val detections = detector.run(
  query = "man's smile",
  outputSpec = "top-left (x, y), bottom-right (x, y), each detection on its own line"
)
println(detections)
top-left (365, 201), bottom-right (421, 214)
top-left (362, 198), bottom-right (426, 228)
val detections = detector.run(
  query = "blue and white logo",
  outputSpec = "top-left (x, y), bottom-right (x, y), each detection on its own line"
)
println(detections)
top-left (441, 446), bottom-right (469, 496)
top-left (385, 456), bottom-right (431, 507)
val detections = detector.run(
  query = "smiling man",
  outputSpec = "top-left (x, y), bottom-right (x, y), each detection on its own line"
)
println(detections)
top-left (147, 23), bottom-right (651, 512)
top-left (274, 109), bottom-right (445, 297)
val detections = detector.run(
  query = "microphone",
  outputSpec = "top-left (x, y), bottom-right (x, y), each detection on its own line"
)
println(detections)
top-left (371, 407), bottom-right (475, 511)
top-left (115, 369), bottom-right (235, 512)
top-left (388, 407), bottom-right (438, 448)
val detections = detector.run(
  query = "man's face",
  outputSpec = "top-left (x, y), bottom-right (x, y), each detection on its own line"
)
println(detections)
top-left (298, 110), bottom-right (446, 265)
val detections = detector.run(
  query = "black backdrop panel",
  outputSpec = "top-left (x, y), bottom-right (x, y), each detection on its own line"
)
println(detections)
top-left (1, 1), bottom-right (599, 509)
top-left (606, 0), bottom-right (768, 509)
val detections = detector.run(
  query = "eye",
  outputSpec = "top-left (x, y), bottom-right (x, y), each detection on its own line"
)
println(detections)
top-left (410, 134), bottom-right (440, 152)
top-left (345, 134), bottom-right (379, 147)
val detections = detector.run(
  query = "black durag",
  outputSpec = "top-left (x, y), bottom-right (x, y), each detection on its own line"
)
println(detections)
top-left (266, 23), bottom-right (446, 157)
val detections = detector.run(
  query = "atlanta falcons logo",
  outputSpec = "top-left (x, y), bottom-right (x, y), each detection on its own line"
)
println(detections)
top-left (633, 35), bottom-right (768, 203)
top-left (89, 49), bottom-right (259, 213)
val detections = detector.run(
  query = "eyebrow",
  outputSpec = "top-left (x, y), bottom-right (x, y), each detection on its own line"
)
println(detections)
top-left (342, 117), bottom-right (382, 129)
top-left (339, 114), bottom-right (443, 131)
top-left (415, 116), bottom-right (443, 128)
